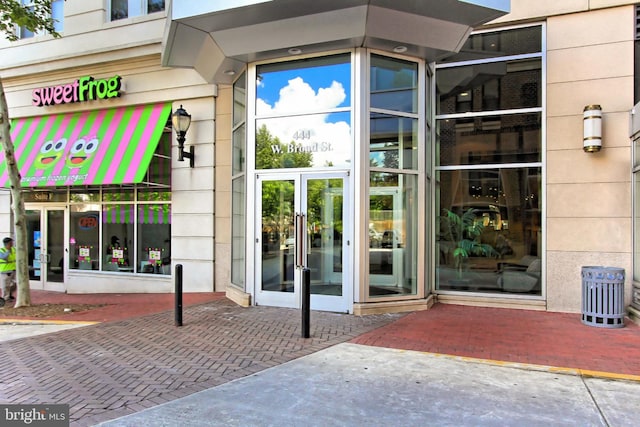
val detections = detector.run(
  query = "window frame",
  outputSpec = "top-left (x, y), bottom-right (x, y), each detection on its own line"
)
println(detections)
top-left (433, 22), bottom-right (546, 299)
top-left (16, 0), bottom-right (63, 39)
top-left (108, 0), bottom-right (165, 22)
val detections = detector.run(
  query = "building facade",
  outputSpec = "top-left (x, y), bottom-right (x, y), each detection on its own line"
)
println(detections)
top-left (1, 1), bottom-right (639, 321)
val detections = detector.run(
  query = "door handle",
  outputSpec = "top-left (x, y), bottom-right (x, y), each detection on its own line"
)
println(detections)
top-left (295, 213), bottom-right (306, 268)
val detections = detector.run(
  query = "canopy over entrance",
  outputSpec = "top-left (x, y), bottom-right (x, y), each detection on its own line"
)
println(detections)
top-left (162, 0), bottom-right (510, 84)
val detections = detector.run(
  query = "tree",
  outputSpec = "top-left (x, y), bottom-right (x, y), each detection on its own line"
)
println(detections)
top-left (0, 0), bottom-right (61, 307)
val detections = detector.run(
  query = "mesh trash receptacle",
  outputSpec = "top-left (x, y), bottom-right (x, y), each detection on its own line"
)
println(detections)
top-left (581, 266), bottom-right (625, 328)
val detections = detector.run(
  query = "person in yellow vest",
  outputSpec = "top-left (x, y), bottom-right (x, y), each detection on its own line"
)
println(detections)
top-left (0, 237), bottom-right (17, 302)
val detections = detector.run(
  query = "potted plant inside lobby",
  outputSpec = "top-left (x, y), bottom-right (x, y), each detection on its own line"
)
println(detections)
top-left (440, 208), bottom-right (496, 283)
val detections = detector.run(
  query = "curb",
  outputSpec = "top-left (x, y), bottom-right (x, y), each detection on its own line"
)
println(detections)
top-left (0, 318), bottom-right (98, 326)
top-left (391, 348), bottom-right (640, 383)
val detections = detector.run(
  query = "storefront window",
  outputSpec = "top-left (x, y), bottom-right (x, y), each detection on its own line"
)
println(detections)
top-left (255, 55), bottom-right (351, 171)
top-left (69, 205), bottom-right (100, 271)
top-left (232, 72), bottom-right (247, 288)
top-left (436, 168), bottom-right (541, 294)
top-left (368, 54), bottom-right (420, 298)
top-left (102, 188), bottom-right (135, 202)
top-left (370, 54), bottom-right (418, 114)
top-left (70, 189), bottom-right (100, 202)
top-left (137, 204), bottom-right (171, 274)
top-left (438, 26), bottom-right (542, 64)
top-left (435, 24), bottom-right (543, 296)
top-left (370, 114), bottom-right (418, 170)
top-left (138, 189), bottom-right (170, 201)
top-left (436, 58), bottom-right (541, 115)
top-left (102, 204), bottom-right (134, 271)
top-left (437, 113), bottom-right (542, 166)
top-left (633, 136), bottom-right (640, 291)
top-left (256, 112), bottom-right (351, 169)
top-left (369, 173), bottom-right (418, 297)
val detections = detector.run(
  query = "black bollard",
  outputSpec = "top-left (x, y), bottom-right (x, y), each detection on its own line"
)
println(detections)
top-left (301, 267), bottom-right (310, 338)
top-left (175, 264), bottom-right (183, 326)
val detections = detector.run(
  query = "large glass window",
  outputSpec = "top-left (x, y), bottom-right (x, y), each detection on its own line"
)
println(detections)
top-left (102, 204), bottom-right (134, 271)
top-left (437, 113), bottom-right (542, 166)
top-left (70, 205), bottom-right (100, 271)
top-left (137, 204), bottom-right (171, 274)
top-left (436, 168), bottom-right (541, 293)
top-left (368, 54), bottom-right (420, 298)
top-left (64, 128), bottom-right (171, 276)
top-left (255, 54), bottom-right (352, 170)
top-left (435, 25), bottom-right (543, 296)
top-left (632, 137), bottom-right (640, 309)
top-left (231, 72), bottom-right (247, 287)
top-left (18, 0), bottom-right (63, 39)
top-left (370, 54), bottom-right (418, 113)
top-left (369, 173), bottom-right (418, 297)
top-left (256, 112), bottom-right (351, 169)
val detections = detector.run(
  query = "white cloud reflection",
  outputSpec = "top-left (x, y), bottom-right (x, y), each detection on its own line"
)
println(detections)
top-left (257, 77), bottom-right (351, 168)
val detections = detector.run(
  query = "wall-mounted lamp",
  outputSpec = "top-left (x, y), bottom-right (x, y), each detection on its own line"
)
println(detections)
top-left (172, 105), bottom-right (194, 167)
top-left (583, 104), bottom-right (602, 153)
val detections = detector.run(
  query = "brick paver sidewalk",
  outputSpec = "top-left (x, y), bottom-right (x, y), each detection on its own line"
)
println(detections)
top-left (0, 299), bottom-right (402, 426)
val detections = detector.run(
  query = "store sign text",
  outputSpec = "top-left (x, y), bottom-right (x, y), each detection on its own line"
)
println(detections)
top-left (270, 128), bottom-right (334, 154)
top-left (32, 75), bottom-right (122, 107)
top-left (271, 142), bottom-right (333, 154)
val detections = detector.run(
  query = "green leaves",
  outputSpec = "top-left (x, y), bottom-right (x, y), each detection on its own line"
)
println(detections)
top-left (0, 0), bottom-right (60, 41)
top-left (441, 208), bottom-right (496, 277)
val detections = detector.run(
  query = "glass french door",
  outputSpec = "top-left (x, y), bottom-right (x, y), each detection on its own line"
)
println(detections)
top-left (256, 172), bottom-right (349, 312)
top-left (26, 207), bottom-right (66, 291)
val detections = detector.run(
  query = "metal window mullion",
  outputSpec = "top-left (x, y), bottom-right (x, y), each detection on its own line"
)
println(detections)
top-left (435, 107), bottom-right (542, 120)
top-left (255, 107), bottom-right (351, 121)
top-left (370, 108), bottom-right (419, 119)
top-left (435, 162), bottom-right (542, 171)
top-left (435, 52), bottom-right (543, 70)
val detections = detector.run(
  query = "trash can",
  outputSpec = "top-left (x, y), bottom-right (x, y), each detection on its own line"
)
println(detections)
top-left (581, 266), bottom-right (625, 328)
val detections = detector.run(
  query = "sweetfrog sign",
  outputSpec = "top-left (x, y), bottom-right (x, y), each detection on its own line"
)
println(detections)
top-left (0, 103), bottom-right (171, 187)
top-left (32, 75), bottom-right (122, 107)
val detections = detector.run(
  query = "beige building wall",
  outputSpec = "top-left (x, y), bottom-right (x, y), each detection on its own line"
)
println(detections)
top-left (214, 85), bottom-right (233, 292)
top-left (543, 5), bottom-right (635, 312)
top-left (492, 0), bottom-right (636, 24)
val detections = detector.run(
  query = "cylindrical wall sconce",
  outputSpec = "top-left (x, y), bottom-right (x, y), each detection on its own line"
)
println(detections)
top-left (583, 104), bottom-right (602, 153)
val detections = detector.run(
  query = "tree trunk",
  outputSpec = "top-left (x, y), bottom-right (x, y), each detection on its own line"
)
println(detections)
top-left (0, 77), bottom-right (31, 307)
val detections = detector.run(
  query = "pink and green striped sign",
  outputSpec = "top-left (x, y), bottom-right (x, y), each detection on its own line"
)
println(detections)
top-left (0, 103), bottom-right (171, 187)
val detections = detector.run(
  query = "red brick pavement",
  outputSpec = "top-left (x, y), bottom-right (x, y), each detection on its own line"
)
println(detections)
top-left (351, 303), bottom-right (640, 377)
top-left (4, 290), bottom-right (224, 322)
top-left (0, 296), bottom-right (403, 426)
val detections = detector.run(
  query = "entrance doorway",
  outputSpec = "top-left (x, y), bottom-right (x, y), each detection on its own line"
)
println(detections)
top-left (26, 207), bottom-right (66, 291)
top-left (255, 172), bottom-right (350, 312)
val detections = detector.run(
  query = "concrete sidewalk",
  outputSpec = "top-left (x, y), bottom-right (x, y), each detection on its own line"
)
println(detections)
top-left (0, 321), bottom-right (91, 341)
top-left (99, 343), bottom-right (640, 427)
